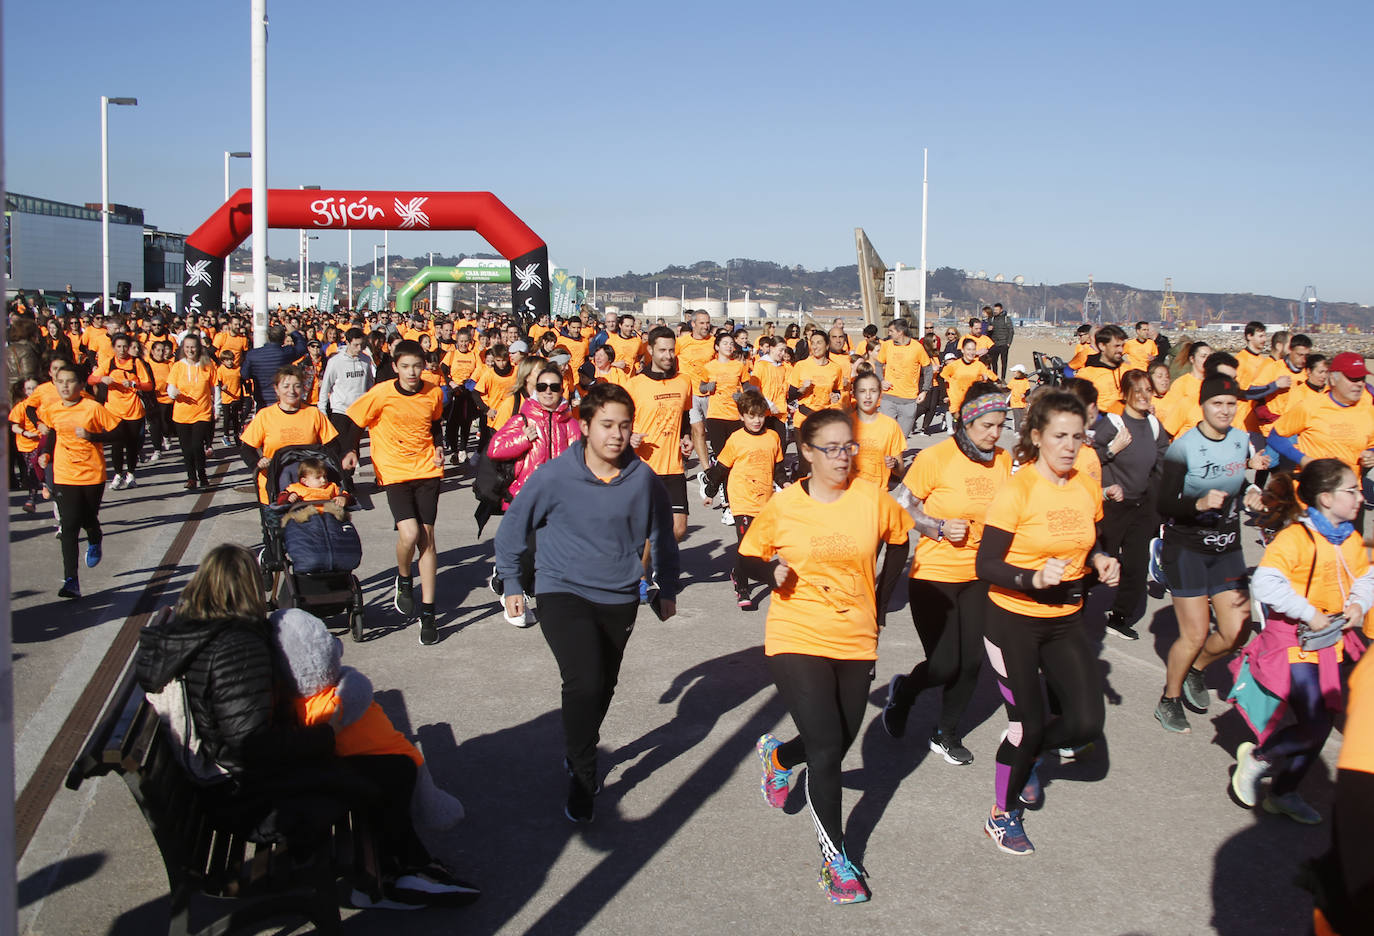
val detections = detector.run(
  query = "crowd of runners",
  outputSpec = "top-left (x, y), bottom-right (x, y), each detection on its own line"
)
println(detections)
top-left (6, 293), bottom-right (1371, 925)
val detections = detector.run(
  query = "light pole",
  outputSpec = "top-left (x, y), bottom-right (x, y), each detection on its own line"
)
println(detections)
top-left (100, 95), bottom-right (137, 316)
top-left (302, 235), bottom-right (319, 309)
top-left (297, 185), bottom-right (319, 311)
top-left (428, 251), bottom-right (435, 313)
top-left (383, 231), bottom-right (389, 311)
top-left (222, 151), bottom-right (249, 311)
top-left (347, 231), bottom-right (353, 313)
top-left (250, 0), bottom-right (268, 344)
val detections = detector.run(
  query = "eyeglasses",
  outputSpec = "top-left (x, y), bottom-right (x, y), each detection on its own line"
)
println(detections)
top-left (535, 381), bottom-right (561, 393)
top-left (806, 441), bottom-right (860, 459)
top-left (1336, 486), bottom-right (1363, 498)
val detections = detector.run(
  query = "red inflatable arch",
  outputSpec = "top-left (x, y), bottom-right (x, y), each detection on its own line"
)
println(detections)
top-left (181, 188), bottom-right (550, 319)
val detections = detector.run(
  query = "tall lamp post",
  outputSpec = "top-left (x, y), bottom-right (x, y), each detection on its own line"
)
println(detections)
top-left (428, 250), bottom-right (435, 313)
top-left (302, 235), bottom-right (319, 309)
top-left (297, 185), bottom-right (319, 311)
top-left (100, 95), bottom-right (137, 316)
top-left (222, 151), bottom-right (250, 311)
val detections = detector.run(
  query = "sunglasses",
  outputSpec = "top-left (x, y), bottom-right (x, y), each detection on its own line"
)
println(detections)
top-left (535, 381), bottom-right (561, 393)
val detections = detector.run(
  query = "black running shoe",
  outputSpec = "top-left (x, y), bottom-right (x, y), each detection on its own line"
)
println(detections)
top-left (418, 611), bottom-right (438, 646)
top-left (881, 673), bottom-right (909, 738)
top-left (565, 775), bottom-right (595, 823)
top-left (929, 731), bottom-right (974, 765)
top-left (1104, 610), bottom-right (1140, 641)
top-left (394, 576), bottom-right (415, 615)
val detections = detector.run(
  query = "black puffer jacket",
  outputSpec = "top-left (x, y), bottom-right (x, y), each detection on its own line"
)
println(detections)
top-left (136, 612), bottom-right (334, 775)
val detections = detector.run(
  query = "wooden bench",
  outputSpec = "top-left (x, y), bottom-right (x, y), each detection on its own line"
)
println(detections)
top-left (66, 662), bottom-right (382, 936)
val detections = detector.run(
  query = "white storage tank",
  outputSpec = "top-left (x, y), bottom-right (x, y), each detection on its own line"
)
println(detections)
top-left (642, 297), bottom-right (682, 321)
top-left (436, 282), bottom-right (457, 315)
top-left (687, 297), bottom-right (726, 320)
top-left (727, 298), bottom-right (762, 321)
top-left (758, 300), bottom-right (780, 320)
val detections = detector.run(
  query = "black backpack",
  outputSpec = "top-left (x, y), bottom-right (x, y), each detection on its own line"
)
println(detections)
top-left (473, 416), bottom-right (525, 510)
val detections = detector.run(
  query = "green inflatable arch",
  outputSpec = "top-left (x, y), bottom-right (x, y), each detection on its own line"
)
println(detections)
top-left (394, 265), bottom-right (512, 315)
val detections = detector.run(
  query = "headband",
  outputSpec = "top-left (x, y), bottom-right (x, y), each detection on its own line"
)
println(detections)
top-left (961, 391), bottom-right (1010, 425)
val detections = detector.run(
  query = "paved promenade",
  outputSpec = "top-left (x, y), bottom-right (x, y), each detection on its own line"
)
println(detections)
top-left (11, 420), bottom-right (1339, 935)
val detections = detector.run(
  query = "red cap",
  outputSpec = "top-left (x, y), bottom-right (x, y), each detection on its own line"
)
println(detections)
top-left (1329, 352), bottom-right (1368, 380)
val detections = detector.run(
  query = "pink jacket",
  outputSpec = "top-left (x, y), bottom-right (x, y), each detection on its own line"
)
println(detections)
top-left (487, 397), bottom-right (582, 503)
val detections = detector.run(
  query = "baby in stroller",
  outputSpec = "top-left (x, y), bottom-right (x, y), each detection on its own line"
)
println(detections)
top-left (278, 456), bottom-right (350, 508)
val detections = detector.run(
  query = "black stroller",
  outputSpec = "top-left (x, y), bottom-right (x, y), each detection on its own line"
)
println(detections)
top-left (257, 444), bottom-right (367, 641)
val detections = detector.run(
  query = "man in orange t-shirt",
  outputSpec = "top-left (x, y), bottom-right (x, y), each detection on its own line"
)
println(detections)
top-left (877, 319), bottom-right (933, 436)
top-left (675, 310), bottom-right (717, 475)
top-left (627, 326), bottom-right (694, 542)
top-left (345, 339), bottom-right (445, 644)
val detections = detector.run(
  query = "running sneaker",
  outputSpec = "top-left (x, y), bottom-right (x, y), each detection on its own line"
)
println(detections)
top-left (696, 470), bottom-right (711, 506)
top-left (418, 612), bottom-right (438, 646)
top-left (565, 775), bottom-right (595, 823)
top-left (122, 472), bottom-right (136, 489)
top-left (85, 543), bottom-right (102, 568)
top-left (1231, 741), bottom-right (1269, 808)
top-left (145, 451), bottom-right (159, 464)
top-left (881, 673), bottom-right (909, 739)
top-left (347, 888), bottom-right (425, 911)
top-left (1154, 696), bottom-right (1191, 733)
top-left (731, 572), bottom-right (752, 609)
top-left (756, 733), bottom-right (793, 808)
top-left (109, 473), bottom-right (126, 491)
top-left (1058, 742), bottom-right (1095, 761)
top-left (22, 499), bottom-right (34, 513)
top-left (930, 731), bottom-right (974, 766)
top-left (818, 851), bottom-right (870, 904)
top-left (1019, 758), bottom-right (1044, 808)
top-left (1103, 609), bottom-right (1140, 641)
top-left (394, 576), bottom-right (415, 615)
top-left (503, 595), bottom-right (535, 628)
top-left (720, 507), bottom-right (734, 526)
top-left (487, 568), bottom-right (503, 596)
top-left (1182, 668), bottom-right (1211, 713)
top-left (57, 577), bottom-right (81, 599)
top-left (1147, 537), bottom-right (1167, 586)
top-left (387, 861), bottom-right (482, 907)
top-left (1262, 791), bottom-right (1321, 825)
top-left (985, 807), bottom-right (1035, 856)
top-left (639, 578), bottom-right (650, 604)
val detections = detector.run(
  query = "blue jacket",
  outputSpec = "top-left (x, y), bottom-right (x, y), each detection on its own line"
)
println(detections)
top-left (494, 440), bottom-right (680, 603)
top-left (241, 338), bottom-right (306, 405)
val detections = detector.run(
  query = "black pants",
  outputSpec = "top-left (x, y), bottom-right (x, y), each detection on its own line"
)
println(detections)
top-left (221, 399), bottom-right (244, 443)
top-left (445, 389), bottom-right (480, 454)
top-left (705, 418), bottom-right (741, 461)
top-left (892, 579), bottom-right (988, 737)
top-left (768, 653), bottom-right (873, 860)
top-left (147, 401), bottom-right (173, 451)
top-left (175, 419), bottom-right (212, 482)
top-left (536, 592), bottom-right (638, 789)
top-left (983, 603), bottom-right (1104, 813)
top-left (987, 344), bottom-right (1010, 380)
top-left (732, 515), bottom-right (755, 593)
top-left (110, 417), bottom-right (143, 475)
top-left (1100, 497), bottom-right (1155, 622)
top-left (53, 482), bottom-right (103, 580)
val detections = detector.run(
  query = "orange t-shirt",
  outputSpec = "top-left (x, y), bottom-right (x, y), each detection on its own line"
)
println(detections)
top-left (1259, 522), bottom-right (1369, 664)
top-left (750, 359), bottom-right (789, 414)
top-left (473, 365), bottom-right (519, 426)
top-left (38, 398), bottom-right (122, 485)
top-left (442, 346), bottom-right (481, 384)
top-left (1160, 371), bottom-right (1203, 437)
top-left (878, 340), bottom-right (932, 399)
top-left (941, 358), bottom-right (997, 415)
top-left (168, 360), bottom-right (216, 423)
top-left (675, 333), bottom-right (716, 391)
top-left (1272, 390), bottom-right (1374, 473)
top-left (605, 333), bottom-right (646, 374)
top-left (212, 332), bottom-right (249, 367)
top-left (217, 365), bottom-right (244, 402)
top-left (1067, 341), bottom-right (1094, 371)
top-left (703, 358), bottom-right (751, 421)
top-left (297, 691), bottom-right (422, 765)
top-left (1074, 443), bottom-right (1103, 497)
top-left (739, 478), bottom-right (913, 660)
top-left (904, 437), bottom-right (1013, 583)
top-left (984, 465), bottom-right (1103, 618)
top-left (345, 379), bottom-right (444, 485)
top-left (1008, 376), bottom-right (1031, 409)
top-left (1123, 337), bottom-right (1157, 372)
top-left (627, 372), bottom-right (693, 476)
top-left (149, 359), bottom-right (173, 404)
top-left (1079, 363), bottom-right (1125, 415)
top-left (240, 404), bottom-right (339, 503)
top-left (789, 356), bottom-right (843, 427)
top-left (1338, 652), bottom-right (1374, 774)
top-left (717, 426), bottom-right (783, 518)
top-left (286, 480), bottom-right (340, 502)
top-left (9, 401), bottom-right (40, 453)
top-left (561, 333), bottom-right (591, 376)
top-left (852, 413), bottom-right (906, 488)
top-left (89, 357), bottom-right (150, 421)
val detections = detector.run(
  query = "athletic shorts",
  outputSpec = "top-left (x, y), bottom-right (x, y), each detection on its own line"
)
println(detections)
top-left (1161, 541), bottom-right (1248, 598)
top-left (689, 394), bottom-right (709, 426)
top-left (385, 477), bottom-right (441, 526)
top-left (660, 472), bottom-right (688, 514)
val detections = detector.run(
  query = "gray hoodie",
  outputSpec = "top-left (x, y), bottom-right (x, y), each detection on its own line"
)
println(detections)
top-left (318, 349), bottom-right (375, 415)
top-left (494, 440), bottom-right (680, 603)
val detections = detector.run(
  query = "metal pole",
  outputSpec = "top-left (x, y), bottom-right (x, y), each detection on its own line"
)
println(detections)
top-left (347, 230), bottom-right (353, 313)
top-left (919, 147), bottom-right (929, 336)
top-left (383, 231), bottom-right (388, 311)
top-left (250, 0), bottom-right (269, 345)
top-left (1, 17), bottom-right (18, 928)
top-left (223, 150), bottom-right (230, 311)
top-left (298, 227), bottom-right (305, 311)
top-left (100, 96), bottom-right (109, 315)
top-left (428, 251), bottom-right (434, 312)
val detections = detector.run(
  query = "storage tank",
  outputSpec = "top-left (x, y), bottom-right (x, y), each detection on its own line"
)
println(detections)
top-left (687, 298), bottom-right (726, 320)
top-left (641, 297), bottom-right (682, 320)
top-left (435, 282), bottom-right (457, 315)
top-left (727, 299), bottom-right (762, 322)
top-left (758, 300), bottom-right (780, 320)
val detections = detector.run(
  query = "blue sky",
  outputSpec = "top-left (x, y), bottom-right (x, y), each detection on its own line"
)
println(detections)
top-left (7, 0), bottom-right (1373, 303)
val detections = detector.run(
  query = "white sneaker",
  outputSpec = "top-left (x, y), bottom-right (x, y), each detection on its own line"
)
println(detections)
top-left (123, 472), bottom-right (136, 489)
top-left (109, 474), bottom-right (126, 490)
top-left (721, 507), bottom-right (735, 526)
top-left (146, 450), bottom-right (159, 464)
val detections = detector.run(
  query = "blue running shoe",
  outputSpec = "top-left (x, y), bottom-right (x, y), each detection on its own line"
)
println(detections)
top-left (756, 733), bottom-right (792, 808)
top-left (85, 543), bottom-right (102, 568)
top-left (58, 577), bottom-right (81, 599)
top-left (818, 850), bottom-right (869, 904)
top-left (1019, 758), bottom-right (1044, 808)
top-left (1147, 536), bottom-right (1165, 586)
top-left (985, 807), bottom-right (1035, 856)
top-left (639, 578), bottom-right (650, 604)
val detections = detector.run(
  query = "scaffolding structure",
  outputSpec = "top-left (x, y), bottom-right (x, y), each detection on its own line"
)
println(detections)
top-left (1083, 275), bottom-right (1102, 324)
top-left (1160, 276), bottom-right (1182, 325)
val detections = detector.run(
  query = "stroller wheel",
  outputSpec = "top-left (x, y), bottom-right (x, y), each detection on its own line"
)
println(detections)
top-left (349, 575), bottom-right (365, 642)
top-left (256, 548), bottom-right (274, 595)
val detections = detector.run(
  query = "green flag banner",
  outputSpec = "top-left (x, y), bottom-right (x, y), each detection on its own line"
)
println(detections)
top-left (317, 265), bottom-right (340, 313)
top-left (550, 268), bottom-right (583, 320)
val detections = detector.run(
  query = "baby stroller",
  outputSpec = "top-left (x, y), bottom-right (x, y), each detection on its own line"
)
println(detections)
top-left (257, 443), bottom-right (367, 641)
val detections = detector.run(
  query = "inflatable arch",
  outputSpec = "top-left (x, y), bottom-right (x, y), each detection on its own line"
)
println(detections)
top-left (394, 264), bottom-right (511, 316)
top-left (182, 189), bottom-right (550, 319)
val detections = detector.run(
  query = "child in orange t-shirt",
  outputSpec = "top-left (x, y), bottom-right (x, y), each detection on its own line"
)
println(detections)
top-left (280, 457), bottom-right (349, 506)
top-left (702, 389), bottom-right (785, 608)
top-left (215, 350), bottom-right (245, 446)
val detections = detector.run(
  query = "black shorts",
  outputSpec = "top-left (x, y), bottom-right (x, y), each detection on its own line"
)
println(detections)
top-left (659, 472), bottom-right (688, 514)
top-left (385, 477), bottom-right (441, 526)
top-left (1161, 541), bottom-right (1248, 598)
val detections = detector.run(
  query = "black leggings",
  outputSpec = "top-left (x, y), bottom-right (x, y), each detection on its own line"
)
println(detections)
top-left (891, 578), bottom-right (988, 737)
top-left (175, 419), bottom-right (212, 481)
top-left (110, 417), bottom-right (143, 475)
top-left (704, 417), bottom-right (741, 461)
top-left (732, 515), bottom-right (755, 592)
top-left (1258, 661), bottom-right (1332, 796)
top-left (53, 482), bottom-right (103, 580)
top-left (147, 400), bottom-right (173, 451)
top-left (445, 389), bottom-right (480, 454)
top-left (536, 592), bottom-right (639, 789)
top-left (982, 603), bottom-right (1104, 813)
top-left (1100, 498), bottom-right (1155, 622)
top-left (221, 399), bottom-right (244, 443)
top-left (768, 653), bottom-right (873, 861)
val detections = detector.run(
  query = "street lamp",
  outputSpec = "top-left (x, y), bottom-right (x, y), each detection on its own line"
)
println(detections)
top-left (302, 235), bottom-right (319, 309)
top-left (428, 251), bottom-right (435, 313)
top-left (297, 185), bottom-right (320, 311)
top-left (100, 95), bottom-right (137, 316)
top-left (222, 151), bottom-right (250, 311)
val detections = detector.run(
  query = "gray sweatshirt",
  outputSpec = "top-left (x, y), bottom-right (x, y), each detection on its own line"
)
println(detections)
top-left (318, 350), bottom-right (375, 415)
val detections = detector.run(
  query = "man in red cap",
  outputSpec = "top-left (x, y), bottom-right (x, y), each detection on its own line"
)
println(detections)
top-left (1270, 351), bottom-right (1374, 477)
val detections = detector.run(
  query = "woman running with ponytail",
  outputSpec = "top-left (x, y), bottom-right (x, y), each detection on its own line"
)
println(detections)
top-left (738, 408), bottom-right (913, 903)
top-left (975, 389), bottom-right (1119, 855)
top-left (1229, 459), bottom-right (1372, 824)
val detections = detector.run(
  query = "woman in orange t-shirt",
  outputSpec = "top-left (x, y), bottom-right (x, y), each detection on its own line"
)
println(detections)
top-left (882, 381), bottom-right (1011, 764)
top-left (974, 390), bottom-right (1119, 857)
top-left (167, 334), bottom-right (217, 490)
top-left (700, 332), bottom-right (749, 461)
top-left (9, 377), bottom-right (41, 510)
top-left (737, 409), bottom-right (913, 904)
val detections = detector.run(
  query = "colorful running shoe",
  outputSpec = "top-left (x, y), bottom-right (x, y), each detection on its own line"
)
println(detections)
top-left (985, 807), bottom-right (1035, 856)
top-left (818, 851), bottom-right (870, 904)
top-left (1231, 741), bottom-right (1268, 808)
top-left (1155, 695), bottom-right (1191, 733)
top-left (1183, 667), bottom-right (1211, 713)
top-left (756, 733), bottom-right (792, 808)
top-left (1147, 536), bottom-right (1166, 585)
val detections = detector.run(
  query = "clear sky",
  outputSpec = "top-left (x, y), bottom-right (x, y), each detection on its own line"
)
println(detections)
top-left (6, 0), bottom-right (1372, 303)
